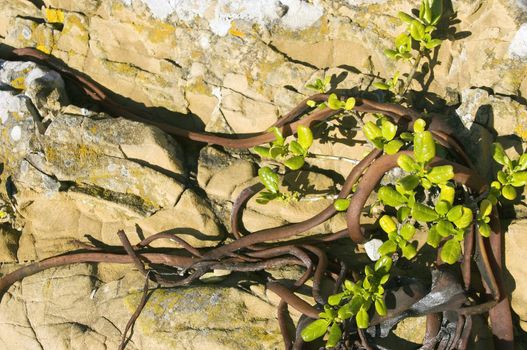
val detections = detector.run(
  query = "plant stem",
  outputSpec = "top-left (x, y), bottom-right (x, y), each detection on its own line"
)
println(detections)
top-left (307, 153), bottom-right (360, 165)
top-left (397, 50), bottom-right (423, 99)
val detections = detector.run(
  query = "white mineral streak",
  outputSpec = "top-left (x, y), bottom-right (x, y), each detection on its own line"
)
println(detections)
top-left (120, 0), bottom-right (323, 35)
top-left (10, 125), bottom-right (22, 141)
top-left (509, 23), bottom-right (527, 59)
top-left (364, 239), bottom-right (383, 261)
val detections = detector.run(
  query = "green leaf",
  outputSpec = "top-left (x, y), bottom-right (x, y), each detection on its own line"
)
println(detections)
top-left (326, 322), bottom-right (342, 348)
top-left (453, 207), bottom-right (473, 229)
top-left (436, 220), bottom-right (455, 237)
top-left (511, 171), bottom-right (527, 187)
top-left (345, 97), bottom-right (356, 110)
top-left (412, 202), bottom-right (439, 222)
top-left (306, 99), bottom-right (316, 107)
top-left (334, 198), bottom-right (351, 212)
top-left (301, 319), bottom-right (330, 342)
top-left (430, 0), bottom-right (443, 25)
top-left (492, 143), bottom-right (510, 167)
top-left (427, 165), bottom-right (454, 184)
top-left (289, 140), bottom-right (305, 156)
top-left (374, 299), bottom-right (387, 316)
top-left (441, 239), bottom-right (461, 264)
top-left (414, 130), bottom-right (436, 163)
top-left (378, 240), bottom-right (397, 256)
top-left (380, 273), bottom-right (390, 285)
top-left (381, 120), bottom-right (397, 141)
top-left (256, 191), bottom-right (279, 204)
top-left (400, 223), bottom-right (416, 240)
top-left (284, 156), bottom-right (305, 170)
top-left (338, 303), bottom-right (353, 320)
top-left (413, 119), bottom-right (427, 133)
top-left (328, 292), bottom-right (345, 306)
top-left (497, 170), bottom-right (508, 185)
top-left (270, 127), bottom-right (284, 146)
top-left (397, 11), bottom-right (414, 23)
top-left (424, 38), bottom-right (442, 49)
top-left (379, 215), bottom-right (397, 234)
top-left (502, 185), bottom-right (517, 200)
top-left (397, 154), bottom-right (418, 172)
top-left (479, 199), bottom-right (492, 217)
top-left (479, 222), bottom-right (491, 237)
top-left (438, 184), bottom-right (455, 205)
top-left (397, 206), bottom-right (412, 222)
top-left (349, 295), bottom-right (364, 315)
top-left (423, 1), bottom-right (432, 24)
top-left (356, 307), bottom-right (370, 329)
top-left (258, 167), bottom-right (280, 193)
top-left (395, 33), bottom-right (411, 52)
top-left (410, 20), bottom-right (425, 41)
top-left (427, 225), bottom-right (441, 248)
top-left (327, 93), bottom-right (342, 110)
top-left (378, 186), bottom-right (407, 207)
top-left (253, 146), bottom-right (270, 158)
top-left (401, 243), bottom-right (417, 260)
top-left (297, 125), bottom-right (314, 150)
top-left (400, 132), bottom-right (414, 141)
top-left (435, 200), bottom-right (450, 216)
top-left (384, 140), bottom-right (404, 155)
top-left (446, 205), bottom-right (463, 222)
top-left (519, 154), bottom-right (527, 170)
top-left (373, 81), bottom-right (390, 90)
top-left (383, 49), bottom-right (398, 60)
top-left (375, 255), bottom-right (393, 273)
top-left (363, 121), bottom-right (383, 143)
top-left (270, 145), bottom-right (285, 159)
top-left (399, 174), bottom-right (420, 192)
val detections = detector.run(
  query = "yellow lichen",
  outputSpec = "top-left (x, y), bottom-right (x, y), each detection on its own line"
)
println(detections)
top-left (228, 22), bottom-right (245, 38)
top-left (515, 124), bottom-right (527, 141)
top-left (36, 45), bottom-right (51, 55)
top-left (186, 78), bottom-right (212, 96)
top-left (10, 77), bottom-right (26, 90)
top-left (148, 22), bottom-right (176, 43)
top-left (44, 8), bottom-right (65, 24)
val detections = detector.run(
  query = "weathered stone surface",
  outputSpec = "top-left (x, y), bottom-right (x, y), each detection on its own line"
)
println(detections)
top-left (0, 224), bottom-right (19, 262)
top-left (505, 219), bottom-right (527, 332)
top-left (0, 265), bottom-right (282, 350)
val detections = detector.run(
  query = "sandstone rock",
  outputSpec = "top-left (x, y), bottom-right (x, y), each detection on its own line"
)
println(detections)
top-left (505, 219), bottom-right (527, 331)
top-left (0, 224), bottom-right (19, 263)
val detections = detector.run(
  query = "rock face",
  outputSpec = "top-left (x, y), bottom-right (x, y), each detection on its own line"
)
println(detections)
top-left (0, 0), bottom-right (526, 349)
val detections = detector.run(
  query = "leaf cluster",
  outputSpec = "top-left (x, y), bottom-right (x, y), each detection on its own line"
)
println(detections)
top-left (362, 117), bottom-right (404, 155)
top-left (301, 257), bottom-right (392, 347)
top-left (491, 143), bottom-right (527, 201)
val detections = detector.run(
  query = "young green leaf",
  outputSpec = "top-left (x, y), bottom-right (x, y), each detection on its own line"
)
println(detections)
top-left (441, 239), bottom-right (461, 264)
top-left (397, 11), bottom-right (414, 23)
top-left (373, 81), bottom-right (391, 90)
top-left (334, 198), bottom-right (351, 211)
top-left (397, 206), bottom-right (412, 222)
top-left (327, 93), bottom-right (342, 110)
top-left (270, 127), bottom-right (284, 146)
top-left (375, 255), bottom-right (393, 273)
top-left (297, 125), bottom-right (314, 150)
top-left (427, 165), bottom-right (454, 184)
top-left (511, 171), bottom-right (527, 187)
top-left (270, 146), bottom-right (285, 159)
top-left (436, 220), bottom-right (455, 237)
top-left (413, 119), bottom-right (427, 133)
top-left (453, 207), bottom-right (473, 229)
top-left (398, 174), bottom-right (420, 192)
top-left (379, 215), bottom-right (397, 234)
top-left (479, 199), bottom-right (492, 217)
top-left (345, 97), bottom-right (356, 110)
top-left (410, 20), bottom-right (425, 41)
top-left (378, 240), bottom-right (397, 256)
top-left (397, 154), bottom-right (418, 172)
top-left (258, 167), bottom-right (280, 193)
top-left (427, 225), bottom-right (441, 248)
top-left (438, 184), bottom-right (455, 205)
top-left (395, 33), bottom-right (411, 52)
top-left (479, 222), bottom-right (491, 237)
top-left (430, 0), bottom-right (443, 25)
top-left (378, 186), bottom-right (407, 207)
top-left (400, 223), bottom-right (416, 240)
top-left (306, 99), bottom-right (317, 107)
top-left (328, 292), bottom-right (345, 306)
top-left (363, 121), bottom-right (383, 143)
top-left (381, 120), bottom-right (397, 141)
top-left (412, 202), bottom-right (439, 222)
top-left (384, 140), bottom-right (404, 155)
top-left (284, 156), bottom-right (305, 170)
top-left (492, 143), bottom-right (510, 167)
top-left (301, 319), bottom-right (330, 342)
top-left (435, 200), bottom-right (450, 216)
top-left (414, 130), bottom-right (436, 163)
top-left (374, 299), bottom-right (387, 316)
top-left (502, 185), bottom-right (517, 200)
top-left (425, 39), bottom-right (442, 49)
top-left (446, 205), bottom-right (463, 222)
top-left (356, 307), bottom-right (370, 329)
top-left (289, 140), bottom-right (305, 156)
top-left (253, 146), bottom-right (270, 158)
top-left (326, 323), bottom-right (342, 348)
top-left (401, 243), bottom-right (417, 260)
